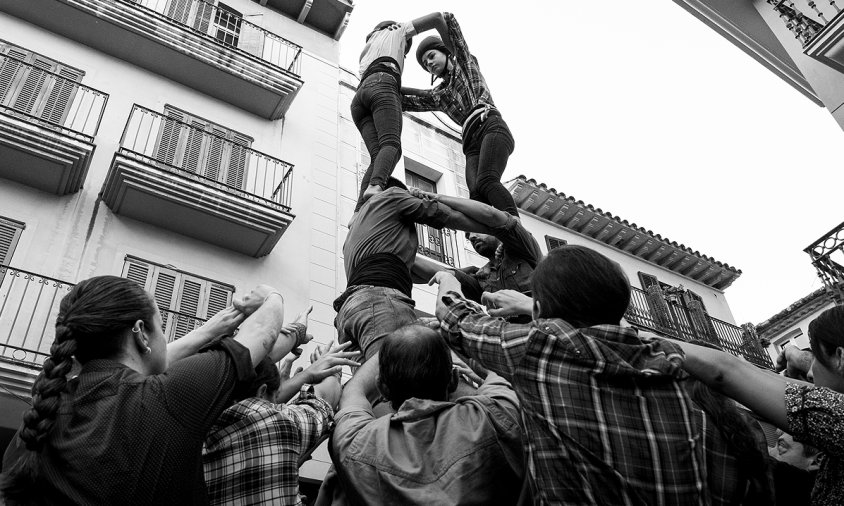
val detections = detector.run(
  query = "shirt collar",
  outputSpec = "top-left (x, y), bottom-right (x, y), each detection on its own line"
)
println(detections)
top-left (392, 397), bottom-right (455, 421)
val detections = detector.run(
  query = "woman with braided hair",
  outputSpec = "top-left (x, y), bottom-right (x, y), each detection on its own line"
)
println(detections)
top-left (0, 276), bottom-right (300, 505)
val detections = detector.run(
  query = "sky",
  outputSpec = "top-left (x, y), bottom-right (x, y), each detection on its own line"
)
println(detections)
top-left (337, 1), bottom-right (844, 326)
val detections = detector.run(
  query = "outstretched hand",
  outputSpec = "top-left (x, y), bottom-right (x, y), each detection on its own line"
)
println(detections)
top-left (481, 290), bottom-right (533, 318)
top-left (200, 305), bottom-right (246, 338)
top-left (232, 285), bottom-right (281, 315)
top-left (304, 341), bottom-right (360, 383)
top-left (428, 270), bottom-right (457, 286)
top-left (409, 187), bottom-right (439, 201)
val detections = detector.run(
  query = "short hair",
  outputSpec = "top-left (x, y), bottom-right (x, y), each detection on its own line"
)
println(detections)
top-left (243, 357), bottom-right (281, 401)
top-left (379, 325), bottom-right (453, 410)
top-left (531, 245), bottom-right (630, 327)
top-left (808, 305), bottom-right (844, 369)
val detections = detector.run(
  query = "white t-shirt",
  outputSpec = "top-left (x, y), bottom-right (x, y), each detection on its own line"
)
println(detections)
top-left (358, 21), bottom-right (417, 77)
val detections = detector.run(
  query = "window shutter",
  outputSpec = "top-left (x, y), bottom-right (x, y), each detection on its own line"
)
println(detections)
top-left (39, 66), bottom-right (83, 125)
top-left (204, 283), bottom-right (232, 318)
top-left (204, 127), bottom-right (227, 181)
top-left (684, 290), bottom-right (707, 312)
top-left (11, 57), bottom-right (52, 114)
top-left (638, 272), bottom-right (659, 290)
top-left (0, 219), bottom-right (24, 265)
top-left (544, 235), bottom-right (567, 252)
top-left (225, 133), bottom-right (250, 189)
top-left (173, 277), bottom-right (203, 339)
top-left (122, 258), bottom-right (153, 287)
top-left (0, 48), bottom-right (27, 104)
top-left (166, 0), bottom-right (192, 24)
top-left (156, 109), bottom-right (185, 165)
top-left (194, 0), bottom-right (216, 33)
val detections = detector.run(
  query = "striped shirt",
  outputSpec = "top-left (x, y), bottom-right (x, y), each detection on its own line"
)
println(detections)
top-left (402, 13), bottom-right (495, 127)
top-left (203, 387), bottom-right (334, 505)
top-left (438, 292), bottom-right (713, 506)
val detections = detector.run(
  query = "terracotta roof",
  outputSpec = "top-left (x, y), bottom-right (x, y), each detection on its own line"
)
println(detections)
top-left (507, 176), bottom-right (742, 290)
top-left (755, 288), bottom-right (834, 340)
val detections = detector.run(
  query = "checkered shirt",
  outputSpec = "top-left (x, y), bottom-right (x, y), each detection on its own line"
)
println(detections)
top-left (203, 387), bottom-right (334, 505)
top-left (402, 12), bottom-right (495, 126)
top-left (439, 292), bottom-right (715, 506)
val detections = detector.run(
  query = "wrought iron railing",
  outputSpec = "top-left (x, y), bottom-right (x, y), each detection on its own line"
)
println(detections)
top-left (0, 265), bottom-right (73, 368)
top-left (416, 225), bottom-right (460, 267)
top-left (0, 265), bottom-right (215, 368)
top-left (126, 0), bottom-right (303, 75)
top-left (767, 0), bottom-right (841, 47)
top-left (0, 55), bottom-right (109, 140)
top-left (118, 104), bottom-right (294, 211)
top-left (625, 286), bottom-right (774, 369)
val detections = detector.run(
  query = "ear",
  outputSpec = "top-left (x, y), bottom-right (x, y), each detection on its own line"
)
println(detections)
top-left (448, 368), bottom-right (458, 393)
top-left (132, 319), bottom-right (149, 351)
top-left (532, 299), bottom-right (542, 320)
top-left (834, 346), bottom-right (844, 376)
top-left (807, 452), bottom-right (821, 472)
top-left (256, 383), bottom-right (268, 400)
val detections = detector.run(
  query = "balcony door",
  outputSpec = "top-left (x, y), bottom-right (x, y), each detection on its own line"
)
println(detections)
top-left (0, 43), bottom-right (84, 126)
top-left (165, 0), bottom-right (215, 33)
top-left (154, 106), bottom-right (252, 189)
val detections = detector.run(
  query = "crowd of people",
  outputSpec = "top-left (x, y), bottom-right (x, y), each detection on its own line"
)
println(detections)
top-left (0, 11), bottom-right (843, 506)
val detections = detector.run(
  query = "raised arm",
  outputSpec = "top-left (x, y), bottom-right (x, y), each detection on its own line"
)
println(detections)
top-left (409, 12), bottom-right (452, 52)
top-left (416, 190), bottom-right (510, 229)
top-left (338, 351), bottom-right (381, 412)
top-left (276, 342), bottom-right (359, 406)
top-left (166, 305), bottom-right (244, 365)
top-left (672, 340), bottom-right (811, 430)
top-left (231, 286), bottom-right (287, 367)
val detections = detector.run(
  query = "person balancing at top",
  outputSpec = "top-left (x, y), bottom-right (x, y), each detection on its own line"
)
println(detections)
top-left (403, 12), bottom-right (519, 217)
top-left (352, 14), bottom-right (445, 210)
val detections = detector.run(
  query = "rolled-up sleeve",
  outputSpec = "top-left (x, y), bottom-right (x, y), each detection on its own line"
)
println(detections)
top-left (492, 215), bottom-right (542, 268)
top-left (402, 91), bottom-right (438, 112)
top-left (785, 383), bottom-right (844, 457)
top-left (438, 291), bottom-right (531, 377)
top-left (390, 190), bottom-right (451, 228)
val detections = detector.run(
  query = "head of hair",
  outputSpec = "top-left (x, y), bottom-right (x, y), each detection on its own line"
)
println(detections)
top-left (808, 305), bottom-right (844, 371)
top-left (684, 341), bottom-right (770, 503)
top-left (244, 357), bottom-right (281, 401)
top-left (531, 245), bottom-right (630, 327)
top-left (2, 276), bottom-right (155, 501)
top-left (415, 36), bottom-right (450, 72)
top-left (385, 176), bottom-right (408, 191)
top-left (378, 325), bottom-right (453, 410)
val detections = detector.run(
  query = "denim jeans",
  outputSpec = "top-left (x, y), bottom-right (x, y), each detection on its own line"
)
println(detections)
top-left (463, 113), bottom-right (518, 216)
top-left (350, 72), bottom-right (403, 211)
top-left (334, 285), bottom-right (417, 362)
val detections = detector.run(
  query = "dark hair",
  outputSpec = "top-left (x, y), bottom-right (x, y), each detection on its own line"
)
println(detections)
top-left (379, 325), bottom-right (452, 410)
top-left (685, 341), bottom-right (771, 505)
top-left (365, 20), bottom-right (396, 42)
top-left (808, 305), bottom-right (844, 370)
top-left (1, 276), bottom-right (155, 501)
top-left (244, 357), bottom-right (281, 401)
top-left (531, 245), bottom-right (630, 327)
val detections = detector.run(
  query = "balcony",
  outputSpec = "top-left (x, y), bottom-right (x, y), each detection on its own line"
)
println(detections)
top-left (0, 54), bottom-right (108, 195)
top-left (625, 286), bottom-right (774, 369)
top-left (102, 105), bottom-right (295, 257)
top-left (1, 0), bottom-right (304, 119)
top-left (416, 224), bottom-right (460, 267)
top-left (766, 0), bottom-right (844, 72)
top-left (261, 0), bottom-right (353, 40)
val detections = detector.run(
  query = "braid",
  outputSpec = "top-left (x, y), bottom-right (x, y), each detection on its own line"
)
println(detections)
top-left (19, 325), bottom-right (77, 452)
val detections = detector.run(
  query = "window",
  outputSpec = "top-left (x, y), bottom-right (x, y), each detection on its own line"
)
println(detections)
top-left (545, 235), bottom-right (567, 252)
top-left (405, 171), bottom-right (457, 266)
top-left (213, 4), bottom-right (243, 47)
top-left (165, 0), bottom-right (215, 33)
top-left (122, 256), bottom-right (234, 341)
top-left (0, 217), bottom-right (24, 266)
top-left (154, 105), bottom-right (253, 188)
top-left (0, 41), bottom-right (84, 126)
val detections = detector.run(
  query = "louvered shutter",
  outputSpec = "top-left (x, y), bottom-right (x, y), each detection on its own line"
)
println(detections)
top-left (173, 276), bottom-right (203, 340)
top-left (155, 109), bottom-right (185, 165)
top-left (122, 258), bottom-right (153, 287)
top-left (166, 0), bottom-right (192, 24)
top-left (39, 66), bottom-right (83, 125)
top-left (225, 132), bottom-right (250, 188)
top-left (150, 267), bottom-right (179, 339)
top-left (0, 48), bottom-right (27, 104)
top-left (181, 120), bottom-right (206, 173)
top-left (204, 126), bottom-right (227, 181)
top-left (194, 0), bottom-right (215, 33)
top-left (204, 283), bottom-right (232, 318)
top-left (0, 220), bottom-right (24, 265)
top-left (12, 57), bottom-right (52, 114)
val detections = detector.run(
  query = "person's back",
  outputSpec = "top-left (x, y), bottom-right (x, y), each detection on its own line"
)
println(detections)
top-left (434, 245), bottom-right (717, 505)
top-left (330, 325), bottom-right (524, 505)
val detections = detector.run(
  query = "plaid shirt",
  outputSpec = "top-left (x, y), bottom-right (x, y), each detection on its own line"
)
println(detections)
top-left (203, 387), bottom-right (334, 505)
top-left (439, 292), bottom-right (718, 506)
top-left (402, 12), bottom-right (495, 126)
